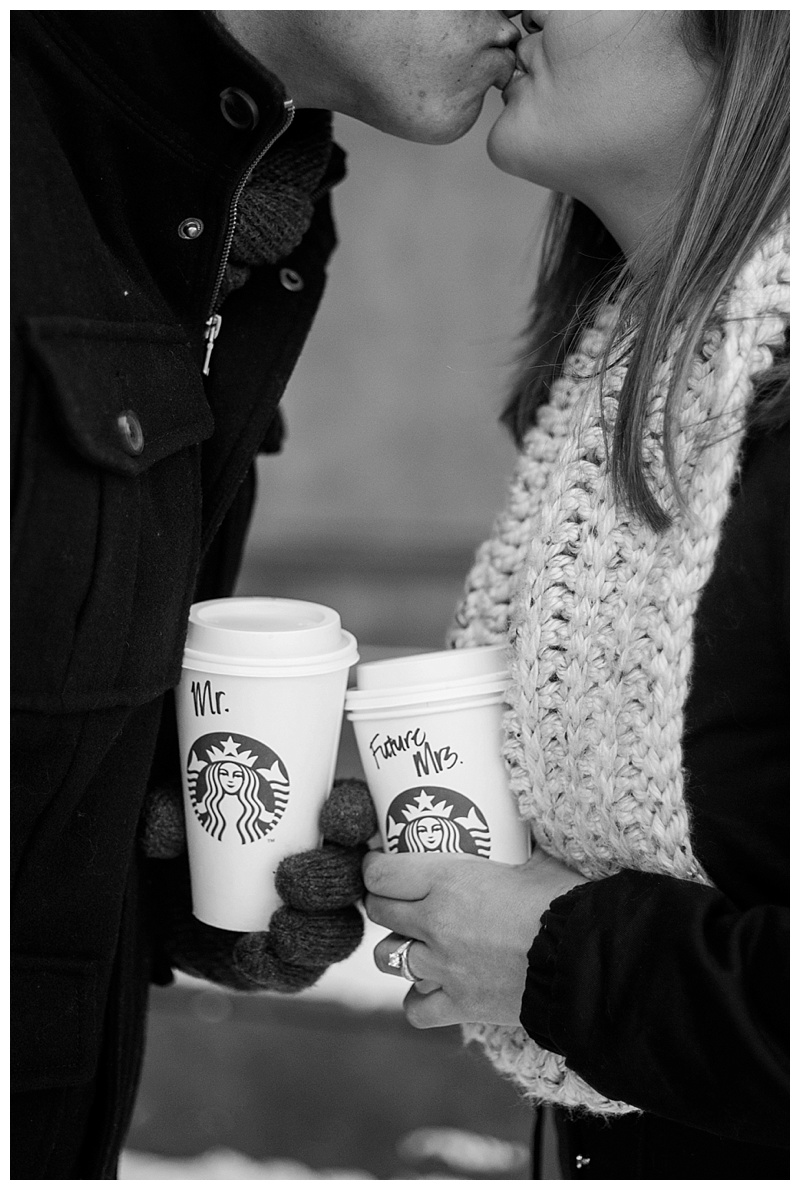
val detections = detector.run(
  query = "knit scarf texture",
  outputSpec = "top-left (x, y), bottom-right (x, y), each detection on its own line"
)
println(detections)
top-left (447, 220), bottom-right (789, 1114)
top-left (221, 114), bottom-right (333, 302)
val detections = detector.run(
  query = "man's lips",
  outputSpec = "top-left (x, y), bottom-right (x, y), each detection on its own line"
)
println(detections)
top-left (492, 19), bottom-right (522, 88)
top-left (495, 45), bottom-right (521, 89)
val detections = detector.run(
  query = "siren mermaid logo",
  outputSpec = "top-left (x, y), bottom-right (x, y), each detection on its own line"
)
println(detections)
top-left (386, 786), bottom-right (491, 857)
top-left (186, 732), bottom-right (290, 844)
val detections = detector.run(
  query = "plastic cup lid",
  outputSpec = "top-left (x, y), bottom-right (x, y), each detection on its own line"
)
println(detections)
top-left (184, 597), bottom-right (357, 667)
top-left (355, 644), bottom-right (509, 693)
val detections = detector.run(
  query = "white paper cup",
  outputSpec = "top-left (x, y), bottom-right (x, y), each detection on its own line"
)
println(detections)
top-left (344, 646), bottom-right (530, 865)
top-left (176, 598), bottom-right (358, 930)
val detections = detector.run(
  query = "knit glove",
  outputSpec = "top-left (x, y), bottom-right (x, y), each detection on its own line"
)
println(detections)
top-left (140, 778), bottom-right (377, 993)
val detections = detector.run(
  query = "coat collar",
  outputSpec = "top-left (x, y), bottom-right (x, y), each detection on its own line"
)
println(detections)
top-left (23, 11), bottom-right (293, 174)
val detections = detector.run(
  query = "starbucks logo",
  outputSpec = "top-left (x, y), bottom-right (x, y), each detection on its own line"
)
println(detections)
top-left (186, 732), bottom-right (289, 844)
top-left (386, 786), bottom-right (491, 857)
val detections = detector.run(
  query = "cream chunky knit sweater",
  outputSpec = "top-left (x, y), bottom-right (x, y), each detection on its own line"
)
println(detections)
top-left (447, 221), bottom-right (790, 1114)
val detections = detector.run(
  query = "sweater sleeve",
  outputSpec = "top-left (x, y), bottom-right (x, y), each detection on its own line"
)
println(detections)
top-left (520, 870), bottom-right (788, 1148)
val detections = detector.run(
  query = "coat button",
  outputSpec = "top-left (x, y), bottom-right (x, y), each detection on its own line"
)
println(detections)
top-left (178, 218), bottom-right (204, 240)
top-left (279, 267), bottom-right (304, 292)
top-left (117, 410), bottom-right (144, 455)
top-left (219, 87), bottom-right (260, 130)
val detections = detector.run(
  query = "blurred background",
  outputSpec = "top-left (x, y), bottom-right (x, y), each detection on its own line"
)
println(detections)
top-left (123, 98), bottom-right (552, 1180)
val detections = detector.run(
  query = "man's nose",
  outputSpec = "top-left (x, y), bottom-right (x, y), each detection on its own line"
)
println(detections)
top-left (501, 13), bottom-right (523, 43)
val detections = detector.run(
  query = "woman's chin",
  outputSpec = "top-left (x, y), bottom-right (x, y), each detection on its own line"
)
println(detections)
top-left (486, 119), bottom-right (535, 182)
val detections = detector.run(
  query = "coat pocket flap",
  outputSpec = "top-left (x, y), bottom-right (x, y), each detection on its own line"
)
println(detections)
top-left (11, 954), bottom-right (107, 1091)
top-left (23, 317), bottom-right (214, 476)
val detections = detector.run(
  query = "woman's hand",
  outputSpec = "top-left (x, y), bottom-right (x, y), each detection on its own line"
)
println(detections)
top-left (363, 847), bottom-right (589, 1028)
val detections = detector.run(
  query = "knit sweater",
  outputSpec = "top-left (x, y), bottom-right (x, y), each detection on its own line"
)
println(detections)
top-left (447, 220), bottom-right (790, 1113)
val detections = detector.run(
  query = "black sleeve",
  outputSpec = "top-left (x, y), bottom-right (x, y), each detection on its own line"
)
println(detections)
top-left (520, 871), bottom-right (788, 1148)
top-left (519, 414), bottom-right (789, 1147)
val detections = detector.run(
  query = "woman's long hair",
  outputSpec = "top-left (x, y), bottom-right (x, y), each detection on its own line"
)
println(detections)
top-left (502, 11), bottom-right (789, 531)
top-left (204, 761), bottom-right (263, 842)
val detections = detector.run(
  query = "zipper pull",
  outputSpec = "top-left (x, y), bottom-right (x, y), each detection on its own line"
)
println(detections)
top-left (202, 313), bottom-right (222, 376)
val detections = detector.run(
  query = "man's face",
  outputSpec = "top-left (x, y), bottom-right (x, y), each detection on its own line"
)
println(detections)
top-left (242, 11), bottom-right (521, 144)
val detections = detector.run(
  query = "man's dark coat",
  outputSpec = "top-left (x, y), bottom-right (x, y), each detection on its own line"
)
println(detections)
top-left (11, 12), bottom-right (345, 1177)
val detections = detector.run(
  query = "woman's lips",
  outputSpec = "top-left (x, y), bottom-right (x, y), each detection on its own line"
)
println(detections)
top-left (502, 55), bottom-right (530, 95)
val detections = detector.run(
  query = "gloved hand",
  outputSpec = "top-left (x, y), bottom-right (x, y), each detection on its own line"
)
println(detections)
top-left (140, 777), bottom-right (378, 993)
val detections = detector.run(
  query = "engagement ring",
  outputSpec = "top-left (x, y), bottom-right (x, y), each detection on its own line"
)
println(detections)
top-left (387, 937), bottom-right (418, 983)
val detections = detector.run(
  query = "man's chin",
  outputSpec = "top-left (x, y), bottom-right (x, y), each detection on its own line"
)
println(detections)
top-left (349, 89), bottom-right (488, 145)
top-left (400, 95), bottom-right (487, 146)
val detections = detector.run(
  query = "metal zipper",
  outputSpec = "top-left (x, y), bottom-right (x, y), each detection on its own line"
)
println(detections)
top-left (203, 97), bottom-right (296, 376)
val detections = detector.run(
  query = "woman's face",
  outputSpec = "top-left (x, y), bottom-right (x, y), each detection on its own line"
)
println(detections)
top-left (417, 819), bottom-right (445, 851)
top-left (218, 763), bottom-right (245, 794)
top-left (488, 11), bottom-right (713, 246)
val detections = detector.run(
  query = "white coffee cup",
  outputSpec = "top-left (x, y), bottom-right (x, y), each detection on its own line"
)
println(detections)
top-left (344, 646), bottom-right (530, 865)
top-left (176, 597), bottom-right (358, 931)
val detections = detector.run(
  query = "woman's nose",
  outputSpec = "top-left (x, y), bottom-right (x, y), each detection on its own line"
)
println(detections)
top-left (521, 12), bottom-right (545, 33)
